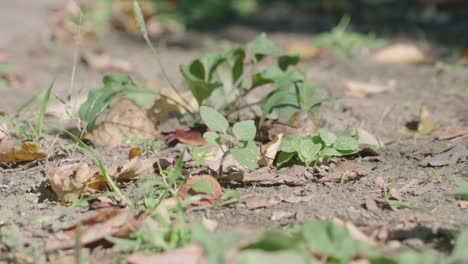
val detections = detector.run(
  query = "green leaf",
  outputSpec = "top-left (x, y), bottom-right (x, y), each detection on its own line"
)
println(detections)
top-left (320, 147), bottom-right (342, 157)
top-left (221, 191), bottom-right (242, 201)
top-left (200, 106), bottom-right (229, 133)
top-left (247, 33), bottom-right (299, 70)
top-left (276, 152), bottom-right (296, 167)
top-left (38, 79), bottom-right (55, 138)
top-left (192, 180), bottom-right (214, 194)
top-left (280, 135), bottom-right (304, 153)
top-left (300, 221), bottom-right (359, 263)
top-left (180, 64), bottom-right (222, 106)
top-left (259, 89), bottom-right (288, 128)
top-left (231, 141), bottom-right (260, 170)
top-left (449, 227), bottom-right (468, 263)
top-left (317, 128), bottom-right (336, 146)
top-left (133, 0), bottom-right (148, 37)
top-left (204, 132), bottom-right (221, 147)
top-left (297, 138), bottom-right (321, 166)
top-left (78, 75), bottom-right (147, 132)
top-left (236, 249), bottom-right (308, 264)
top-left (333, 135), bottom-right (359, 154)
top-left (233, 120), bottom-right (256, 141)
top-left (220, 133), bottom-right (236, 143)
top-left (450, 177), bottom-right (468, 201)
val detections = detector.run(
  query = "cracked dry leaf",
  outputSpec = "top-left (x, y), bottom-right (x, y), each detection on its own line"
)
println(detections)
top-left (114, 156), bottom-right (157, 181)
top-left (178, 174), bottom-right (223, 206)
top-left (344, 80), bottom-right (394, 97)
top-left (0, 140), bottom-right (48, 168)
top-left (373, 44), bottom-right (429, 65)
top-left (47, 163), bottom-right (93, 202)
top-left (314, 161), bottom-right (368, 183)
top-left (401, 103), bottom-right (441, 137)
top-left (81, 50), bottom-right (133, 73)
top-left (90, 99), bottom-right (158, 147)
top-left (258, 134), bottom-right (283, 167)
top-left (46, 208), bottom-right (143, 250)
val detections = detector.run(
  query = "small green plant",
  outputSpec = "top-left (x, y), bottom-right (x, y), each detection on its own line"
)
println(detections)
top-left (276, 128), bottom-right (358, 167)
top-left (78, 75), bottom-right (154, 134)
top-left (450, 177), bottom-right (468, 201)
top-left (123, 137), bottom-right (163, 158)
top-left (313, 15), bottom-right (386, 56)
top-left (200, 106), bottom-right (260, 171)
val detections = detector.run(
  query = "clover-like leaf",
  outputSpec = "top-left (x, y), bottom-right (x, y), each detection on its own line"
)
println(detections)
top-left (233, 120), bottom-right (256, 141)
top-left (204, 132), bottom-right (221, 148)
top-left (231, 141), bottom-right (260, 170)
top-left (333, 135), bottom-right (359, 154)
top-left (200, 106), bottom-right (229, 133)
top-left (317, 128), bottom-right (337, 146)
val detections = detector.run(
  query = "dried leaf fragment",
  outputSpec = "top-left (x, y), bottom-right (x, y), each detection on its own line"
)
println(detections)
top-left (47, 163), bottom-right (92, 202)
top-left (90, 99), bottom-right (158, 147)
top-left (344, 80), bottom-right (394, 97)
top-left (245, 194), bottom-right (280, 209)
top-left (436, 127), bottom-right (468, 140)
top-left (46, 208), bottom-right (142, 250)
top-left (0, 139), bottom-right (48, 168)
top-left (81, 50), bottom-right (133, 73)
top-left (373, 44), bottom-right (428, 65)
top-left (258, 134), bottom-right (283, 167)
top-left (178, 175), bottom-right (223, 205)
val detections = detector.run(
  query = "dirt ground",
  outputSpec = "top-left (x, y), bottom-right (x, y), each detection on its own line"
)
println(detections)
top-left (0, 0), bottom-right (467, 263)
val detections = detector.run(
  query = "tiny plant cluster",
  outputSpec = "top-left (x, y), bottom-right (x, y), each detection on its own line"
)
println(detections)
top-left (200, 106), bottom-right (260, 170)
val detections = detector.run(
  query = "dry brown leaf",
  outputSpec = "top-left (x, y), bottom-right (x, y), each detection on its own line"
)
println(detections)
top-left (270, 210), bottom-right (295, 221)
top-left (128, 148), bottom-right (142, 160)
top-left (333, 218), bottom-right (377, 246)
top-left (152, 88), bottom-right (197, 119)
top-left (127, 244), bottom-right (206, 264)
top-left (258, 134), bottom-right (283, 167)
top-left (81, 50), bottom-right (133, 72)
top-left (114, 156), bottom-right (157, 181)
top-left (373, 44), bottom-right (428, 65)
top-left (419, 144), bottom-right (468, 167)
top-left (178, 175), bottom-right (223, 206)
top-left (0, 140), bottom-right (48, 168)
top-left (436, 127), bottom-right (468, 140)
top-left (245, 194), bottom-right (280, 209)
top-left (258, 120), bottom-right (314, 142)
top-left (282, 194), bottom-right (314, 203)
top-left (46, 208), bottom-right (143, 250)
top-left (344, 80), bottom-right (394, 97)
top-left (285, 41), bottom-right (324, 60)
top-left (168, 129), bottom-right (206, 146)
top-left (90, 99), bottom-right (158, 147)
top-left (47, 163), bottom-right (93, 202)
top-left (459, 200), bottom-right (468, 209)
top-left (219, 166), bottom-right (312, 185)
top-left (314, 161), bottom-right (368, 183)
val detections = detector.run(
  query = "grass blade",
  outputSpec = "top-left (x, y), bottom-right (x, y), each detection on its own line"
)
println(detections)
top-left (38, 79), bottom-right (55, 138)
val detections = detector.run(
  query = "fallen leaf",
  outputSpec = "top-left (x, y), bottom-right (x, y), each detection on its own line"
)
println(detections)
top-left (2, 72), bottom-right (25, 87)
top-left (332, 218), bottom-right (377, 246)
top-left (0, 140), bottom-right (49, 168)
top-left (168, 129), bottom-right (206, 146)
top-left (114, 156), bottom-right (157, 181)
top-left (258, 120), bottom-right (314, 142)
top-left (149, 88), bottom-right (198, 125)
top-left (219, 166), bottom-right (312, 185)
top-left (401, 103), bottom-right (441, 137)
top-left (436, 127), bottom-right (468, 140)
top-left (344, 80), bottom-right (394, 97)
top-left (258, 134), bottom-right (283, 167)
top-left (245, 194), bottom-right (280, 209)
top-left (90, 99), bottom-right (158, 147)
top-left (461, 51), bottom-right (468, 65)
top-left (127, 244), bottom-right (205, 264)
top-left (282, 194), bottom-right (314, 203)
top-left (46, 208), bottom-right (143, 250)
top-left (389, 189), bottom-right (403, 201)
top-left (270, 210), bottom-right (295, 221)
top-left (47, 163), bottom-right (93, 202)
top-left (355, 128), bottom-right (384, 149)
top-left (314, 161), bottom-right (368, 183)
top-left (128, 148), bottom-right (142, 159)
top-left (81, 50), bottom-right (133, 72)
top-left (285, 41), bottom-right (324, 60)
top-left (178, 175), bottom-right (223, 206)
top-left (459, 200), bottom-right (468, 209)
top-left (374, 176), bottom-right (385, 188)
top-left (419, 144), bottom-right (468, 167)
top-left (373, 44), bottom-right (429, 65)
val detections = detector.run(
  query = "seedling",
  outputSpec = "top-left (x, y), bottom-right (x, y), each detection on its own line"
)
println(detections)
top-left (276, 128), bottom-right (358, 167)
top-left (313, 15), bottom-right (386, 56)
top-left (123, 137), bottom-right (163, 158)
top-left (199, 106), bottom-right (260, 171)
